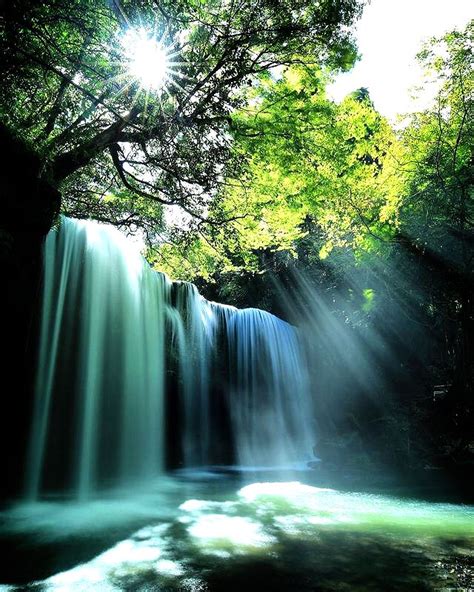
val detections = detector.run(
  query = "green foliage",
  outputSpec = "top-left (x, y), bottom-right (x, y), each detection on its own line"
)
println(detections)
top-left (400, 20), bottom-right (473, 275)
top-left (0, 0), bottom-right (365, 238)
top-left (157, 64), bottom-right (405, 278)
top-left (158, 20), bottom-right (472, 331)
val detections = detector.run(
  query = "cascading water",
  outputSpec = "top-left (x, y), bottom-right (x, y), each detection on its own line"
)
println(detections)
top-left (26, 218), bottom-right (170, 499)
top-left (227, 309), bottom-right (314, 468)
top-left (172, 281), bottom-right (220, 467)
top-left (27, 217), bottom-right (314, 500)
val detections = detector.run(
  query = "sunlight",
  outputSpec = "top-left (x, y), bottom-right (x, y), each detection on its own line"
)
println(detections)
top-left (187, 514), bottom-right (275, 553)
top-left (121, 27), bottom-right (171, 91)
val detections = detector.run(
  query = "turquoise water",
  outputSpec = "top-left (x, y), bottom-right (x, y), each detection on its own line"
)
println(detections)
top-left (1, 474), bottom-right (473, 591)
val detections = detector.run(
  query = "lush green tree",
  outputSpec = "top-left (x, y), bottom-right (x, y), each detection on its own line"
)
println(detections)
top-left (155, 65), bottom-right (404, 279)
top-left (400, 21), bottom-right (473, 281)
top-left (398, 21), bottom-right (473, 409)
top-left (0, 0), bottom-right (364, 240)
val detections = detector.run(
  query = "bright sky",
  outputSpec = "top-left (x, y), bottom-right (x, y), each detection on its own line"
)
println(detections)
top-left (327, 0), bottom-right (472, 120)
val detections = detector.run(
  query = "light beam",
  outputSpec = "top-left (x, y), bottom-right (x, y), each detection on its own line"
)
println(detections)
top-left (120, 27), bottom-right (172, 92)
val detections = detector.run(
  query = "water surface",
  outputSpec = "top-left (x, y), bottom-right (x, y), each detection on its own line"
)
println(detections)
top-left (1, 471), bottom-right (473, 591)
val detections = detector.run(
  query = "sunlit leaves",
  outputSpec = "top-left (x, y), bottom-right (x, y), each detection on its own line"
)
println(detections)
top-left (158, 63), bottom-right (405, 279)
top-left (400, 20), bottom-right (473, 270)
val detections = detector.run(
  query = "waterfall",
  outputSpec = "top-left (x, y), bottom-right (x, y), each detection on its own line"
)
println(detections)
top-left (27, 217), bottom-right (314, 499)
top-left (172, 281), bottom-right (219, 467)
top-left (227, 308), bottom-right (314, 468)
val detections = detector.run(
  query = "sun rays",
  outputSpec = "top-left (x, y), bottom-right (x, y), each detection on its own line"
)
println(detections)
top-left (120, 27), bottom-right (175, 92)
top-left (103, 20), bottom-right (192, 125)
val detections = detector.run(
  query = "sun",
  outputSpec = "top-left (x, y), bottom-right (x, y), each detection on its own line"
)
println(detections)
top-left (120, 27), bottom-right (172, 92)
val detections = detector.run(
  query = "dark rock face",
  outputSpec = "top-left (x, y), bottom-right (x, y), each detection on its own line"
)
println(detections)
top-left (0, 124), bottom-right (60, 500)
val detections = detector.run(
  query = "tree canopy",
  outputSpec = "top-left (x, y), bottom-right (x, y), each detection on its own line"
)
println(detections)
top-left (155, 21), bottom-right (472, 289)
top-left (154, 65), bottom-right (405, 279)
top-left (0, 0), bottom-right (364, 242)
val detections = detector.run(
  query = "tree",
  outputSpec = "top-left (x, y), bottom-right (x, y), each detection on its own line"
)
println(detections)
top-left (400, 21), bottom-right (473, 278)
top-left (0, 0), bottom-right (364, 241)
top-left (154, 65), bottom-right (403, 279)
top-left (399, 21), bottom-right (473, 409)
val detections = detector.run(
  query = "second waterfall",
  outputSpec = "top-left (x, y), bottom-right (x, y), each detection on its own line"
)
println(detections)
top-left (27, 217), bottom-right (314, 500)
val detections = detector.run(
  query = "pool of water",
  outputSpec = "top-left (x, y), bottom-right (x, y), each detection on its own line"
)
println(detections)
top-left (1, 471), bottom-right (473, 591)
